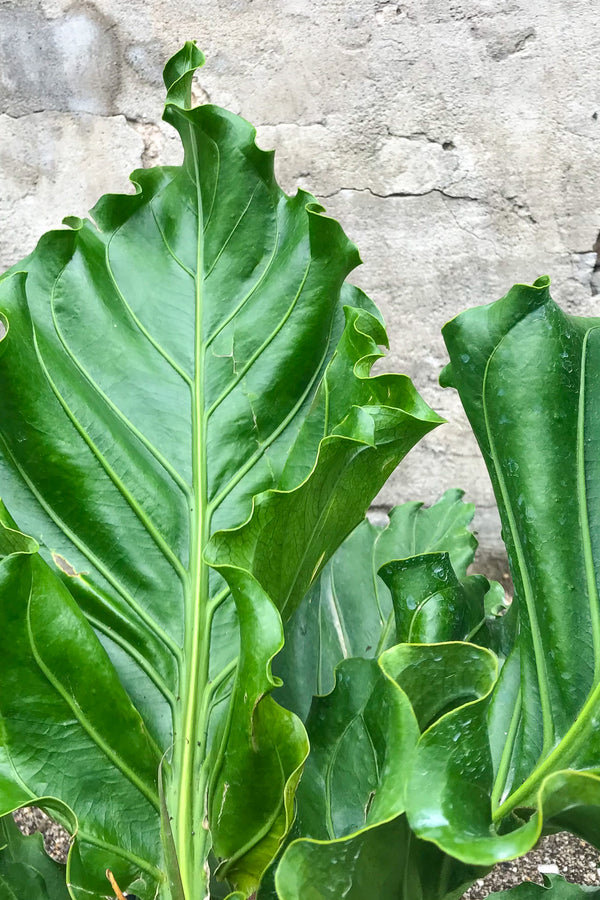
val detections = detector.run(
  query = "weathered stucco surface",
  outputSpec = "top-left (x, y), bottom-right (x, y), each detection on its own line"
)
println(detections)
top-left (1, 0), bottom-right (599, 575)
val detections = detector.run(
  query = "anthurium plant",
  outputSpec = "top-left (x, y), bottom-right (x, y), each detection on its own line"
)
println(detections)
top-left (1, 39), bottom-right (600, 900)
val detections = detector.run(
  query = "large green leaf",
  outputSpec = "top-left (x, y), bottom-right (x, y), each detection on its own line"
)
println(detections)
top-left (0, 42), bottom-right (441, 900)
top-left (274, 489), bottom-right (482, 720)
top-left (0, 814), bottom-right (69, 900)
top-left (404, 278), bottom-right (600, 864)
top-left (264, 648), bottom-right (494, 900)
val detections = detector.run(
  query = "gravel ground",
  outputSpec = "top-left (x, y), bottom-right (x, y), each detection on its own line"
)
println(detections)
top-left (13, 806), bottom-right (71, 863)
top-left (463, 833), bottom-right (600, 897)
top-left (12, 808), bottom-right (600, 897)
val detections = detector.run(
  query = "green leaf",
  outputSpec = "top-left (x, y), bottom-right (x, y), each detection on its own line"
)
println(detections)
top-left (0, 814), bottom-right (69, 900)
top-left (267, 649), bottom-right (493, 900)
top-left (379, 552), bottom-right (488, 644)
top-left (487, 875), bottom-right (600, 898)
top-left (376, 488), bottom-right (478, 580)
top-left (0, 41), bottom-right (441, 899)
top-left (405, 278), bottom-right (600, 865)
top-left (275, 489), bottom-right (479, 720)
top-left (271, 817), bottom-right (485, 900)
top-left (293, 657), bottom-right (419, 839)
top-left (380, 552), bottom-right (512, 657)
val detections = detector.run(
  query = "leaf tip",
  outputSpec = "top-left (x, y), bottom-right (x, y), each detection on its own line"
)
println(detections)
top-left (62, 215), bottom-right (83, 231)
top-left (163, 42), bottom-right (206, 110)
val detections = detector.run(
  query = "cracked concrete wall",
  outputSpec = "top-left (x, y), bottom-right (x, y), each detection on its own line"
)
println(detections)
top-left (2, 0), bottom-right (600, 577)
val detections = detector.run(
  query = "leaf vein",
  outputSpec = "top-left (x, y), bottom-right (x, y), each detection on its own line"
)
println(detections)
top-left (0, 433), bottom-right (182, 661)
top-left (204, 183), bottom-right (260, 279)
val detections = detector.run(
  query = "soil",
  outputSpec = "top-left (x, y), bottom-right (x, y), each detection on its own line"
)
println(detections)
top-left (463, 832), bottom-right (600, 897)
top-left (12, 808), bottom-right (600, 897)
top-left (13, 806), bottom-right (71, 863)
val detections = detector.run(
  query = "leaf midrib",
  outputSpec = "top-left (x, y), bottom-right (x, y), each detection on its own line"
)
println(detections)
top-left (482, 332), bottom-right (555, 763)
top-left (576, 328), bottom-right (600, 675)
top-left (174, 114), bottom-right (213, 896)
top-left (492, 324), bottom-right (600, 820)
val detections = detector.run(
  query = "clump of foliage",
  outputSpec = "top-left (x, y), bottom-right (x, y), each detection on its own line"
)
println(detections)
top-left (1, 41), bottom-right (600, 900)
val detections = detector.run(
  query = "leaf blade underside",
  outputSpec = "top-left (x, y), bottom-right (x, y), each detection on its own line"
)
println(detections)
top-left (0, 41), bottom-right (441, 900)
top-left (403, 279), bottom-right (600, 865)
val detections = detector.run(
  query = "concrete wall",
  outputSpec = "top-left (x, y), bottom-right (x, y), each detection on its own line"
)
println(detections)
top-left (2, 0), bottom-right (599, 577)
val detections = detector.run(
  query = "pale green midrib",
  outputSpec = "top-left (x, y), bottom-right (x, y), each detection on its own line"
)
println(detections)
top-left (493, 672), bottom-right (600, 820)
top-left (0, 433), bottom-right (181, 660)
top-left (407, 591), bottom-right (440, 643)
top-left (202, 142), bottom-right (220, 236)
top-left (410, 506), bottom-right (419, 555)
top-left (32, 321), bottom-right (186, 581)
top-left (217, 753), bottom-right (286, 880)
top-left (49, 259), bottom-right (191, 499)
top-left (375, 612), bottom-right (395, 656)
top-left (464, 614), bottom-right (487, 643)
top-left (577, 328), bottom-right (600, 676)
top-left (329, 568), bottom-right (351, 658)
top-left (25, 593), bottom-right (161, 811)
top-left (75, 829), bottom-right (163, 879)
top-left (279, 442), bottom-right (367, 620)
top-left (317, 590), bottom-right (324, 694)
top-left (493, 325), bottom-right (600, 821)
top-left (423, 502), bottom-right (461, 552)
top-left (322, 375), bottom-right (331, 437)
top-left (482, 344), bottom-right (555, 760)
top-left (362, 714), bottom-right (380, 788)
top-left (0, 876), bottom-right (17, 899)
top-left (490, 687), bottom-right (522, 811)
top-left (371, 532), bottom-right (386, 627)
top-left (175, 120), bottom-right (211, 899)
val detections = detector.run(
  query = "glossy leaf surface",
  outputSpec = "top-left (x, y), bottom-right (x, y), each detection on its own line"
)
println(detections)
top-left (275, 489), bottom-right (481, 720)
top-left (267, 648), bottom-right (494, 900)
top-left (405, 279), bottom-right (600, 864)
top-left (0, 42), bottom-right (441, 900)
top-left (379, 552), bottom-right (488, 644)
